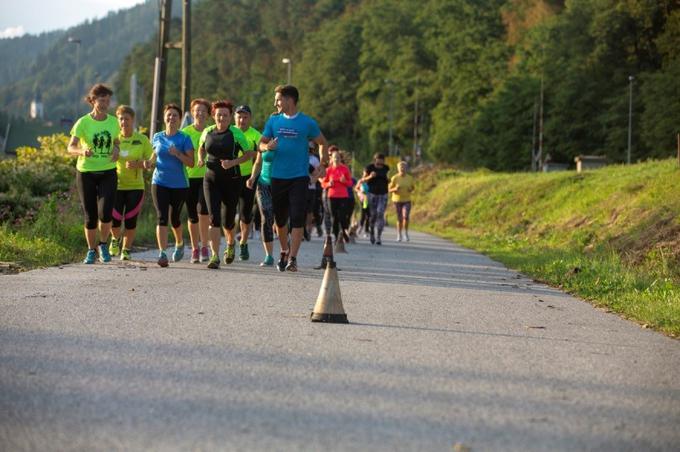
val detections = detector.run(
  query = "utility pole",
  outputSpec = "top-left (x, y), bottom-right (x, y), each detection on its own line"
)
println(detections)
top-left (181, 0), bottom-right (191, 115)
top-left (150, 0), bottom-right (172, 137)
top-left (627, 75), bottom-right (634, 165)
top-left (385, 79), bottom-right (394, 156)
top-left (538, 74), bottom-right (544, 171)
top-left (531, 100), bottom-right (537, 172)
top-left (68, 37), bottom-right (81, 120)
top-left (412, 84), bottom-right (418, 165)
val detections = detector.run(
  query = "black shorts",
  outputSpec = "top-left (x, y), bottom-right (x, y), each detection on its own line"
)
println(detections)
top-left (271, 176), bottom-right (308, 229)
top-left (187, 177), bottom-right (209, 223)
top-left (76, 169), bottom-right (117, 229)
top-left (239, 175), bottom-right (256, 224)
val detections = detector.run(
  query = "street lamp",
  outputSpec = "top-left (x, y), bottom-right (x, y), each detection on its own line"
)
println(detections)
top-left (627, 75), bottom-right (634, 165)
top-left (68, 36), bottom-right (82, 119)
top-left (281, 57), bottom-right (291, 85)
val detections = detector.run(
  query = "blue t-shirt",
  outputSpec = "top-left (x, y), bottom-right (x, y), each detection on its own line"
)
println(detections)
top-left (263, 112), bottom-right (321, 179)
top-left (152, 131), bottom-right (194, 188)
top-left (259, 150), bottom-right (275, 186)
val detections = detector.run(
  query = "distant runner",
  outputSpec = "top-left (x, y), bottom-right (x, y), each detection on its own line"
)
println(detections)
top-left (67, 83), bottom-right (120, 264)
top-left (109, 105), bottom-right (152, 260)
top-left (361, 152), bottom-right (390, 245)
top-left (233, 105), bottom-right (259, 261)
top-left (388, 161), bottom-right (415, 242)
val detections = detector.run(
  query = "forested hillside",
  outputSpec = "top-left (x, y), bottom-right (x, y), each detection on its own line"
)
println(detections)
top-left (116, 0), bottom-right (680, 168)
top-left (0, 0), bottom-right (161, 121)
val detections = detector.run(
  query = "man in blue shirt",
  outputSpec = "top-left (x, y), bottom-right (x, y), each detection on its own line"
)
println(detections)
top-left (259, 85), bottom-right (328, 272)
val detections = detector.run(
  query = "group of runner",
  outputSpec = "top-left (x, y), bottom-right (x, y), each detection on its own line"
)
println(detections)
top-left (67, 83), bottom-right (415, 271)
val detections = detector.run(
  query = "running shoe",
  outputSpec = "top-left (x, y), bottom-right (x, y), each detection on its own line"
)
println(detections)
top-left (158, 250), bottom-right (169, 267)
top-left (224, 243), bottom-right (236, 264)
top-left (83, 249), bottom-right (97, 264)
top-left (201, 246), bottom-right (210, 262)
top-left (109, 238), bottom-right (120, 256)
top-left (396, 234), bottom-right (402, 242)
top-left (239, 243), bottom-right (249, 261)
top-left (98, 243), bottom-right (111, 263)
top-left (277, 251), bottom-right (288, 272)
top-left (207, 254), bottom-right (220, 269)
top-left (303, 228), bottom-right (310, 241)
top-left (260, 255), bottom-right (274, 267)
top-left (172, 242), bottom-right (184, 262)
top-left (190, 248), bottom-right (200, 264)
top-left (376, 238), bottom-right (382, 245)
top-left (121, 249), bottom-right (131, 261)
top-left (405, 232), bottom-right (410, 242)
top-left (370, 233), bottom-right (376, 245)
top-left (285, 256), bottom-right (298, 272)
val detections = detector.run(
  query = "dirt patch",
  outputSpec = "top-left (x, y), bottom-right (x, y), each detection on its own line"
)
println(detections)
top-left (609, 214), bottom-right (680, 274)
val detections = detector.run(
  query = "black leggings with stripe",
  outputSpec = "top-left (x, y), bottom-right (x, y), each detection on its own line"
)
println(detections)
top-left (76, 169), bottom-right (117, 229)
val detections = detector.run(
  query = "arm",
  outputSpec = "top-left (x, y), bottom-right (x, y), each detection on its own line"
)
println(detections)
top-left (312, 133), bottom-right (329, 166)
top-left (110, 138), bottom-right (120, 162)
top-left (67, 136), bottom-right (91, 157)
top-left (246, 152), bottom-right (263, 189)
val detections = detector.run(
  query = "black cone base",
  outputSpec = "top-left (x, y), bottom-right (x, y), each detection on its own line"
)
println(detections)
top-left (310, 312), bottom-right (349, 323)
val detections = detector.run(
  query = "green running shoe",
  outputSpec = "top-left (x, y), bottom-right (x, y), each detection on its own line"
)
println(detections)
top-left (260, 254), bottom-right (274, 267)
top-left (239, 243), bottom-right (249, 261)
top-left (224, 243), bottom-right (235, 264)
top-left (207, 254), bottom-right (220, 269)
top-left (109, 238), bottom-right (120, 256)
top-left (158, 250), bottom-right (169, 267)
top-left (120, 249), bottom-right (131, 261)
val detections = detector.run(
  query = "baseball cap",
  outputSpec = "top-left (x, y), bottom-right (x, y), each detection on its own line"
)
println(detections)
top-left (235, 105), bottom-right (251, 114)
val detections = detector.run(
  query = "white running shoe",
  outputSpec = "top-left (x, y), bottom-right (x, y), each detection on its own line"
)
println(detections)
top-left (405, 232), bottom-right (410, 242)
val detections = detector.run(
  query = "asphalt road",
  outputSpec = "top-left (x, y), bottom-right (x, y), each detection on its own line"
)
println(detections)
top-left (1, 228), bottom-right (679, 451)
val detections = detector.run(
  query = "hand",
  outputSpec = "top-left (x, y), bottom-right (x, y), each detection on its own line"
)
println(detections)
top-left (168, 145), bottom-right (180, 157)
top-left (340, 174), bottom-right (346, 183)
top-left (370, 171), bottom-right (377, 178)
top-left (266, 137), bottom-right (278, 151)
top-left (82, 148), bottom-right (93, 157)
top-left (197, 158), bottom-right (205, 168)
top-left (143, 160), bottom-right (154, 170)
top-left (125, 160), bottom-right (135, 169)
top-left (246, 177), bottom-right (256, 189)
top-left (221, 159), bottom-right (236, 170)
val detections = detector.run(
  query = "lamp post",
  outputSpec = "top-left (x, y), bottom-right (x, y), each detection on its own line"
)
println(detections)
top-left (627, 75), bottom-right (634, 165)
top-left (68, 36), bottom-right (81, 119)
top-left (281, 58), bottom-right (292, 84)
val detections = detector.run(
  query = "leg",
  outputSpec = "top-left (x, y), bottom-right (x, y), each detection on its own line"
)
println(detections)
top-left (96, 169), bottom-right (117, 244)
top-left (76, 171), bottom-right (99, 250)
top-left (186, 178), bottom-right (202, 251)
top-left (287, 177), bottom-right (308, 260)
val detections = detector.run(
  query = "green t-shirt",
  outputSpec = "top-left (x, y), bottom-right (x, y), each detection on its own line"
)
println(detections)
top-left (238, 126), bottom-right (261, 176)
top-left (70, 114), bottom-right (120, 172)
top-left (182, 124), bottom-right (208, 179)
top-left (199, 125), bottom-right (252, 173)
top-left (117, 131), bottom-right (153, 190)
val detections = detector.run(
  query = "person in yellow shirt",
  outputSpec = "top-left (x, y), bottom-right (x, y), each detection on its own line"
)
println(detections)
top-left (109, 105), bottom-right (153, 260)
top-left (388, 161), bottom-right (415, 242)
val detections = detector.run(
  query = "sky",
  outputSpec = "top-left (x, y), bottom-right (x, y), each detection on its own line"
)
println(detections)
top-left (0, 0), bottom-right (146, 38)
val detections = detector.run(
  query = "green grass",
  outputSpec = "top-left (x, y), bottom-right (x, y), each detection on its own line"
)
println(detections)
top-left (411, 159), bottom-right (680, 337)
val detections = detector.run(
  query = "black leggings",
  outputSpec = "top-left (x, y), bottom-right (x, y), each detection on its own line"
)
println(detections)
top-left (271, 176), bottom-right (308, 228)
top-left (112, 189), bottom-right (144, 230)
top-left (152, 184), bottom-right (187, 228)
top-left (186, 177), bottom-right (209, 223)
top-left (239, 176), bottom-right (256, 224)
top-left (322, 191), bottom-right (349, 238)
top-left (76, 169), bottom-right (117, 229)
top-left (204, 169), bottom-right (242, 229)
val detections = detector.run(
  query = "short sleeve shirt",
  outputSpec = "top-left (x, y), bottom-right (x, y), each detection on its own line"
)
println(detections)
top-left (390, 173), bottom-right (415, 202)
top-left (182, 124), bottom-right (208, 179)
top-left (365, 163), bottom-right (390, 195)
top-left (70, 114), bottom-right (120, 172)
top-left (239, 127), bottom-right (261, 176)
top-left (262, 112), bottom-right (321, 179)
top-left (117, 131), bottom-right (153, 190)
top-left (151, 131), bottom-right (194, 188)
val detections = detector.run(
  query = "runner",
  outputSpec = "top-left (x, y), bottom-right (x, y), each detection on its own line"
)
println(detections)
top-left (341, 150), bottom-right (356, 242)
top-left (305, 142), bottom-right (321, 241)
top-left (233, 105), bottom-right (259, 261)
top-left (246, 139), bottom-right (276, 267)
top-left (360, 152), bottom-right (390, 245)
top-left (67, 83), bottom-right (120, 264)
top-left (320, 148), bottom-right (352, 245)
top-left (388, 160), bottom-right (415, 242)
top-left (109, 105), bottom-right (152, 260)
top-left (182, 98), bottom-right (211, 263)
top-left (258, 85), bottom-right (328, 272)
top-left (150, 104), bottom-right (194, 267)
top-left (355, 178), bottom-right (370, 238)
top-left (197, 100), bottom-right (252, 269)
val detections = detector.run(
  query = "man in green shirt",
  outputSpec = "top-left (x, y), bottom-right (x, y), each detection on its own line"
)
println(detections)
top-left (234, 105), bottom-right (260, 261)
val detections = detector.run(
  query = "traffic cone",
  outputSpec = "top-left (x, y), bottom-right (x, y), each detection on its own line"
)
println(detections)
top-left (310, 259), bottom-right (348, 323)
top-left (314, 235), bottom-right (334, 269)
top-left (334, 234), bottom-right (347, 253)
